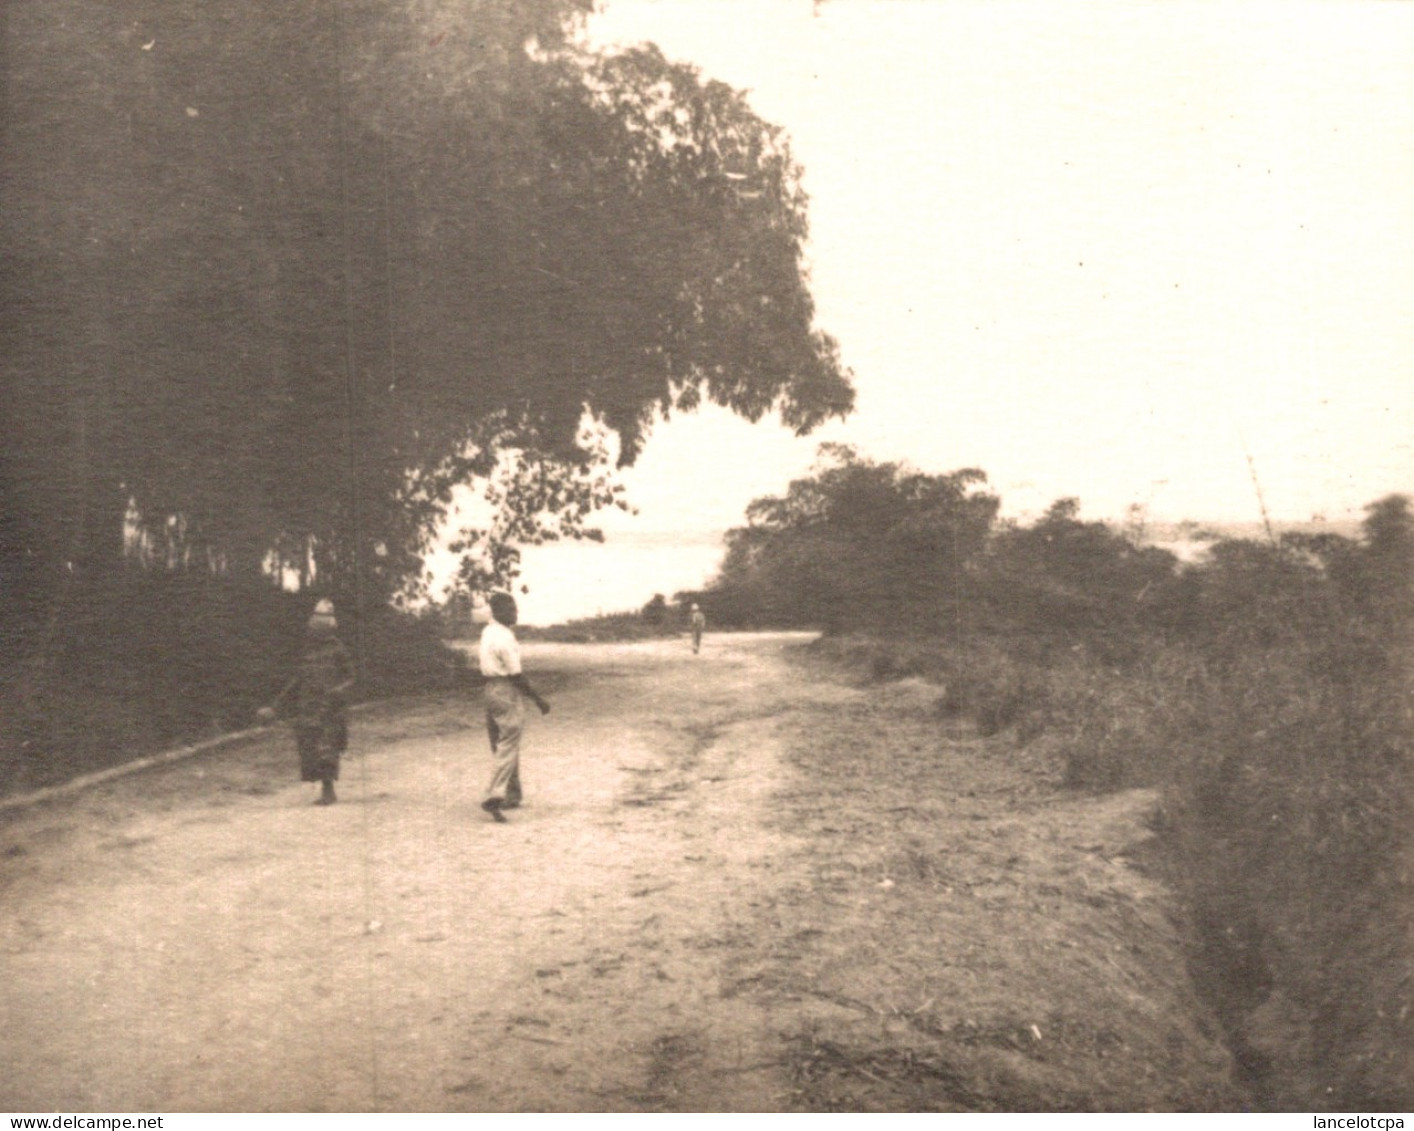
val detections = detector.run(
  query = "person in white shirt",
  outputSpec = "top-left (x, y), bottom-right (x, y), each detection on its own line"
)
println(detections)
top-left (478, 591), bottom-right (550, 822)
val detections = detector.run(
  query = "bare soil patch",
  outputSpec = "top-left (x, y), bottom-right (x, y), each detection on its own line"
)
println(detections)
top-left (0, 633), bottom-right (1241, 1111)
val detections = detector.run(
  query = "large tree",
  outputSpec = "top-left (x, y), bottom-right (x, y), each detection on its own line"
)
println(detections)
top-left (1, 0), bottom-right (852, 628)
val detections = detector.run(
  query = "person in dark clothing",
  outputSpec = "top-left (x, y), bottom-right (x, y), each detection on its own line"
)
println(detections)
top-left (264, 599), bottom-right (355, 805)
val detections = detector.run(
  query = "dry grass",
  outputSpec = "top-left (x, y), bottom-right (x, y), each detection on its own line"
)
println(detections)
top-left (746, 658), bottom-right (1241, 1111)
top-left (803, 619), bottom-right (1413, 1111)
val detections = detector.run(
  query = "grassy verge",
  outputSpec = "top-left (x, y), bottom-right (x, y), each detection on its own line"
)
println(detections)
top-left (756, 645), bottom-right (1240, 1110)
top-left (806, 622), bottom-right (1413, 1110)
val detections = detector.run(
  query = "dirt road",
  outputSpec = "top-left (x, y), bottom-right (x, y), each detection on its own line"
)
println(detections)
top-left (0, 634), bottom-right (1241, 1112)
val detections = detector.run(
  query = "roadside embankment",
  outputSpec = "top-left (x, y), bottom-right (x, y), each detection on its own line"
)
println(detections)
top-left (800, 632), bottom-right (1413, 1111)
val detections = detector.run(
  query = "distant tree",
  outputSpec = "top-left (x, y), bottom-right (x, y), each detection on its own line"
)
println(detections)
top-left (1361, 495), bottom-right (1412, 566)
top-left (1346, 494), bottom-right (1413, 617)
top-left (708, 445), bottom-right (999, 632)
top-left (641, 594), bottom-right (669, 626)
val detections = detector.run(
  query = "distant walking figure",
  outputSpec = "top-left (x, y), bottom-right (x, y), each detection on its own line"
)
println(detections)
top-left (479, 592), bottom-right (550, 823)
top-left (690, 603), bottom-right (706, 654)
top-left (264, 598), bottom-right (354, 806)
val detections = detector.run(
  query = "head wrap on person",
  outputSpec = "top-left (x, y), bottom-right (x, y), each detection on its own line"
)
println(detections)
top-left (308, 598), bottom-right (337, 633)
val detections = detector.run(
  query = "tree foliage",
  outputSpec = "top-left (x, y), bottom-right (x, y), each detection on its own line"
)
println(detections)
top-left (986, 497), bottom-right (1180, 643)
top-left (444, 416), bottom-right (630, 597)
top-left (1, 0), bottom-right (853, 622)
top-left (702, 446), bottom-right (1190, 646)
top-left (707, 445), bottom-right (1000, 631)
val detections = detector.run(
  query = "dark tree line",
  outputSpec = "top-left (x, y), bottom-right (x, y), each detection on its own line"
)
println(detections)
top-left (1, 0), bottom-right (851, 609)
top-left (697, 444), bottom-right (1409, 658)
top-left (699, 444), bottom-right (1174, 642)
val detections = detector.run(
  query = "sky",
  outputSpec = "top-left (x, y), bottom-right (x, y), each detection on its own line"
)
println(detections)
top-left (473, 0), bottom-right (1414, 624)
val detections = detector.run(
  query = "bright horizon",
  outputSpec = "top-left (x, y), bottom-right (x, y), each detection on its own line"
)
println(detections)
top-left (445, 0), bottom-right (1414, 624)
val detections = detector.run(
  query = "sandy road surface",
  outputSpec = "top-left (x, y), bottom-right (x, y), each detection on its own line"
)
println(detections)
top-left (0, 633), bottom-right (1238, 1112)
top-left (1, 633), bottom-right (834, 1111)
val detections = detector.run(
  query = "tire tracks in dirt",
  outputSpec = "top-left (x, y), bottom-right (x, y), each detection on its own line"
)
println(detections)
top-left (0, 633), bottom-right (1243, 1111)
